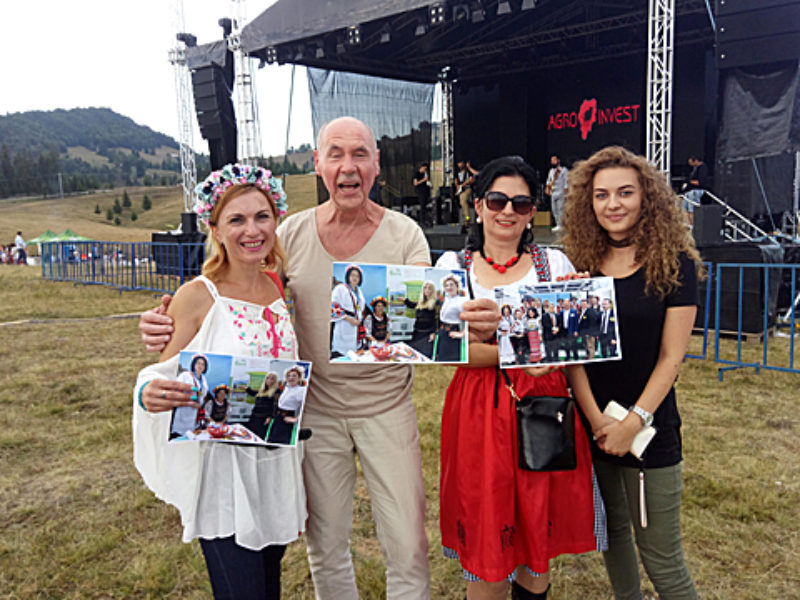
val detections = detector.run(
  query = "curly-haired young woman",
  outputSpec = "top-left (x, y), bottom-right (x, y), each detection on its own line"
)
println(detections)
top-left (561, 146), bottom-right (702, 600)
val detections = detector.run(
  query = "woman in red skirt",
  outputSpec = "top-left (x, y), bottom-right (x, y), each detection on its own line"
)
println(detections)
top-left (435, 156), bottom-right (606, 600)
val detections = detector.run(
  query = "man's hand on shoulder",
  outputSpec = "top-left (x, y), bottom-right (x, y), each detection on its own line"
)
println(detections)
top-left (140, 294), bottom-right (174, 352)
top-left (460, 298), bottom-right (501, 343)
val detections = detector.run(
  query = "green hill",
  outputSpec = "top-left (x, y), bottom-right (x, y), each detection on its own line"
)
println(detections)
top-left (0, 108), bottom-right (191, 198)
top-left (0, 107), bottom-right (313, 200)
top-left (0, 107), bottom-right (177, 154)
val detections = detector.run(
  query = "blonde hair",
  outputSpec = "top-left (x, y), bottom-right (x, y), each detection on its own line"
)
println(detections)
top-left (561, 146), bottom-right (704, 299)
top-left (417, 281), bottom-right (437, 311)
top-left (202, 184), bottom-right (287, 282)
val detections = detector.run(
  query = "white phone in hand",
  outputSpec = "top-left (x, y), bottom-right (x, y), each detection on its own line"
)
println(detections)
top-left (603, 400), bottom-right (656, 459)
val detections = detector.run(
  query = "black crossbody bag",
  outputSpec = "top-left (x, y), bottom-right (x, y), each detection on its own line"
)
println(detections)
top-left (498, 368), bottom-right (576, 472)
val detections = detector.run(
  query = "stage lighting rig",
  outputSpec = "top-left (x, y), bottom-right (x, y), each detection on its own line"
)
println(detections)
top-left (471, 1), bottom-right (485, 23)
top-left (176, 32), bottom-right (197, 47)
top-left (452, 3), bottom-right (470, 23)
top-left (218, 17), bottom-right (232, 38)
top-left (346, 25), bottom-right (361, 46)
top-left (429, 3), bottom-right (446, 26)
top-left (265, 46), bottom-right (277, 63)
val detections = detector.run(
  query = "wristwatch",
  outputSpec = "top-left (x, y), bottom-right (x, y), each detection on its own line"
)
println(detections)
top-left (630, 405), bottom-right (654, 428)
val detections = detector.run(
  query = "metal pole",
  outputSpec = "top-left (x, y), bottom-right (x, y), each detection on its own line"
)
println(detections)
top-left (283, 64), bottom-right (296, 182)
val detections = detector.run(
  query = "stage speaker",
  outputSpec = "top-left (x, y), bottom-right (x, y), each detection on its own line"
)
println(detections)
top-left (715, 1), bottom-right (800, 68)
top-left (692, 205), bottom-right (723, 246)
top-left (697, 241), bottom-right (784, 332)
top-left (151, 230), bottom-right (207, 279)
top-left (191, 63), bottom-right (237, 169)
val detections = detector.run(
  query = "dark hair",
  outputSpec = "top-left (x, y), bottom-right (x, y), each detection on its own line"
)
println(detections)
top-left (467, 155), bottom-right (538, 251)
top-left (345, 266), bottom-right (362, 286)
top-left (190, 355), bottom-right (207, 374)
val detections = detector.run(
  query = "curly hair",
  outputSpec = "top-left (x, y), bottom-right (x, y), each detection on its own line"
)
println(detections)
top-left (560, 146), bottom-right (703, 299)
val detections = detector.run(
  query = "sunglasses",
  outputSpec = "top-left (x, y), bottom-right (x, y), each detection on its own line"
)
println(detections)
top-left (483, 191), bottom-right (535, 215)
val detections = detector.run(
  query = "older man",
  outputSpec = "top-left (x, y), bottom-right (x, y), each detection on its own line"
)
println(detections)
top-left (139, 116), bottom-right (498, 600)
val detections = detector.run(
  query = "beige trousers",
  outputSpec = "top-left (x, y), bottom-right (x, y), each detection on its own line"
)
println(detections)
top-left (458, 188), bottom-right (472, 225)
top-left (302, 401), bottom-right (430, 600)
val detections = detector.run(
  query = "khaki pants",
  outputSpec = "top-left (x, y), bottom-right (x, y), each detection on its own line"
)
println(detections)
top-left (594, 461), bottom-right (698, 600)
top-left (302, 401), bottom-right (430, 600)
top-left (458, 188), bottom-right (472, 225)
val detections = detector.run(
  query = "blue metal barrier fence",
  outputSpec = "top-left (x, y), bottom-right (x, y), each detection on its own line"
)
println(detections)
top-left (713, 262), bottom-right (800, 380)
top-left (38, 244), bottom-right (800, 378)
top-left (41, 240), bottom-right (205, 294)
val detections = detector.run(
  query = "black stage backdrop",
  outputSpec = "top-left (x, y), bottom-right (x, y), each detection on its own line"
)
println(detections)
top-left (716, 60), bottom-right (800, 219)
top-left (454, 44), bottom-right (713, 183)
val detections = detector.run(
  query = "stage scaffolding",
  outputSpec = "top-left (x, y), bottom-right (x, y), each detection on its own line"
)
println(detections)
top-left (646, 0), bottom-right (675, 176)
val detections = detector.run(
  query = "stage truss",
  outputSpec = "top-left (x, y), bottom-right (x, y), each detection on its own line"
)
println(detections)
top-left (646, 0), bottom-right (674, 176)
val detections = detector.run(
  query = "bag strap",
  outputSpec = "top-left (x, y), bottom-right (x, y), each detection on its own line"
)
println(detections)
top-left (264, 270), bottom-right (285, 300)
top-left (497, 367), bottom-right (518, 405)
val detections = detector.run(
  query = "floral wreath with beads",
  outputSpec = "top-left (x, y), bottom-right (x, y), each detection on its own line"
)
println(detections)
top-left (193, 163), bottom-right (288, 226)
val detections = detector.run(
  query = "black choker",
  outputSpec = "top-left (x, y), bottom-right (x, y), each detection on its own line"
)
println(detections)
top-left (606, 236), bottom-right (634, 248)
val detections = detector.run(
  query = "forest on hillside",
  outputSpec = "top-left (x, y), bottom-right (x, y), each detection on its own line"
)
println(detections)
top-left (0, 108), bottom-right (312, 198)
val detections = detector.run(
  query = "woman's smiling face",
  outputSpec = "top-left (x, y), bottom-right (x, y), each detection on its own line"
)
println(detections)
top-left (476, 175), bottom-right (533, 246)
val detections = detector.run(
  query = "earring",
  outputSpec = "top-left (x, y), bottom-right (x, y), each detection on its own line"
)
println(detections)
top-left (526, 221), bottom-right (532, 229)
top-left (476, 215), bottom-right (481, 224)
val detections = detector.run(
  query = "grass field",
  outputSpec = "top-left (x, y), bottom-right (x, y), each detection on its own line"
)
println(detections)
top-left (0, 173), bottom-right (320, 249)
top-left (1, 266), bottom-right (799, 599)
top-left (1, 180), bottom-right (800, 598)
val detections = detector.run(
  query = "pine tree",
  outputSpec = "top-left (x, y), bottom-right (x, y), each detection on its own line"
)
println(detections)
top-left (94, 204), bottom-right (101, 214)
top-left (122, 190), bottom-right (131, 207)
top-left (130, 211), bottom-right (138, 222)
top-left (113, 197), bottom-right (122, 214)
top-left (106, 208), bottom-right (113, 221)
top-left (114, 216), bottom-right (121, 226)
top-left (142, 194), bottom-right (151, 211)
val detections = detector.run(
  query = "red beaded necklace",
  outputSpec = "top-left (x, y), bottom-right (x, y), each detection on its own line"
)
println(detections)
top-left (482, 249), bottom-right (521, 274)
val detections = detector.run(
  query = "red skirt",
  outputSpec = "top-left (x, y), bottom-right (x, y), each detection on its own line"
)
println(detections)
top-left (440, 366), bottom-right (596, 580)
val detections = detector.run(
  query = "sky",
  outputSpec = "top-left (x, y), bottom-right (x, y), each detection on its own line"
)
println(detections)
top-left (1, 0), bottom-right (314, 157)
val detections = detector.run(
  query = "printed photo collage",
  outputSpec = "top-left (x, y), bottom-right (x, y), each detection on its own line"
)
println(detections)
top-left (494, 276), bottom-right (623, 368)
top-left (330, 262), bottom-right (469, 364)
top-left (169, 351), bottom-right (312, 447)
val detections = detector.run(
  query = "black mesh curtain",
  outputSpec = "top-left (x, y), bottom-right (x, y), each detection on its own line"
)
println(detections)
top-left (307, 68), bottom-right (434, 205)
top-left (716, 61), bottom-right (800, 219)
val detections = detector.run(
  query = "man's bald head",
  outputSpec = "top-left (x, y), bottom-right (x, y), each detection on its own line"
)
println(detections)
top-left (317, 117), bottom-right (377, 153)
top-left (314, 116), bottom-right (380, 212)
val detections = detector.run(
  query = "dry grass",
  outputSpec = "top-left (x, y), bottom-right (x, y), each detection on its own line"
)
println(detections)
top-left (0, 173), bottom-right (319, 248)
top-left (1, 266), bottom-right (799, 599)
top-left (2, 178), bottom-right (800, 598)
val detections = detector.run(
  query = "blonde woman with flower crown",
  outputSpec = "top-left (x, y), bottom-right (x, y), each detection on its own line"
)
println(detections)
top-left (132, 164), bottom-right (305, 600)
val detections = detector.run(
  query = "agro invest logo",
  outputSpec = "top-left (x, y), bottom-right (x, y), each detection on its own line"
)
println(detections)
top-left (547, 98), bottom-right (641, 140)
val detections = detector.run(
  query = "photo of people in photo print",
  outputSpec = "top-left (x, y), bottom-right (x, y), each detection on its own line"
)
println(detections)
top-left (330, 261), bottom-right (468, 363)
top-left (494, 276), bottom-right (622, 367)
top-left (170, 351), bottom-right (311, 447)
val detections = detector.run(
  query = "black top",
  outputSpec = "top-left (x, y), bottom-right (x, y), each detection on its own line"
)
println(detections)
top-left (578, 307), bottom-right (601, 336)
top-left (405, 298), bottom-right (439, 336)
top-left (689, 162), bottom-right (711, 191)
top-left (414, 169), bottom-right (430, 199)
top-left (583, 252), bottom-right (698, 468)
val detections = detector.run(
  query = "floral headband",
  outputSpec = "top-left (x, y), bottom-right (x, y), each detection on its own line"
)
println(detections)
top-left (193, 163), bottom-right (288, 226)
